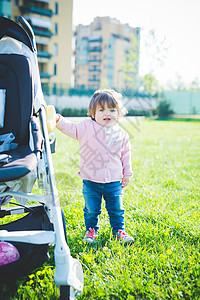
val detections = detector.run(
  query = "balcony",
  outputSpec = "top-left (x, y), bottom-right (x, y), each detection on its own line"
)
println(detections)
top-left (88, 58), bottom-right (101, 62)
top-left (40, 72), bottom-right (52, 79)
top-left (88, 47), bottom-right (102, 52)
top-left (0, 0), bottom-right (12, 17)
top-left (88, 78), bottom-right (100, 82)
top-left (28, 16), bottom-right (52, 29)
top-left (35, 0), bottom-right (50, 3)
top-left (20, 5), bottom-right (53, 17)
top-left (88, 68), bottom-right (101, 72)
top-left (33, 28), bottom-right (53, 37)
top-left (36, 38), bottom-right (49, 45)
top-left (37, 51), bottom-right (52, 59)
top-left (88, 37), bottom-right (102, 43)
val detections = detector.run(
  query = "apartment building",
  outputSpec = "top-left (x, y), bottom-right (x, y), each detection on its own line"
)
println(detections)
top-left (0, 0), bottom-right (73, 93)
top-left (74, 17), bottom-right (140, 91)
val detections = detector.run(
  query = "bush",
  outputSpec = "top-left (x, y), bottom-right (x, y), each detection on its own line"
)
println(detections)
top-left (61, 108), bottom-right (88, 117)
top-left (60, 108), bottom-right (157, 118)
top-left (127, 109), bottom-right (157, 117)
top-left (157, 100), bottom-right (174, 118)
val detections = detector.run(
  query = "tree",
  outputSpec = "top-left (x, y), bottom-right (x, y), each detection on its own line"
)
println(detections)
top-left (120, 34), bottom-right (140, 91)
top-left (140, 29), bottom-right (169, 92)
top-left (173, 73), bottom-right (187, 91)
top-left (120, 28), bottom-right (169, 117)
top-left (140, 74), bottom-right (159, 96)
top-left (189, 77), bottom-right (200, 91)
top-left (139, 30), bottom-right (169, 117)
top-left (157, 100), bottom-right (174, 118)
top-left (121, 29), bottom-right (169, 94)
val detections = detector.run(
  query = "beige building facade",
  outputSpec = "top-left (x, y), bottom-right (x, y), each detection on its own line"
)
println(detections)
top-left (74, 17), bottom-right (140, 91)
top-left (0, 0), bottom-right (73, 94)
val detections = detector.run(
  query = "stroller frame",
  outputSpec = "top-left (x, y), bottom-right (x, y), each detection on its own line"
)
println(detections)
top-left (0, 16), bottom-right (83, 299)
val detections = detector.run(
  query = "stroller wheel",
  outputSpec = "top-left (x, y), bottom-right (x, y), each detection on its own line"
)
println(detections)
top-left (59, 210), bottom-right (70, 299)
top-left (60, 285), bottom-right (70, 300)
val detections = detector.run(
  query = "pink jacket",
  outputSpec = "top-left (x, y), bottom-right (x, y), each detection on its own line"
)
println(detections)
top-left (56, 117), bottom-right (133, 183)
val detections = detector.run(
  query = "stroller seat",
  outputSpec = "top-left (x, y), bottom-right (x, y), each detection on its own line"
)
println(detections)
top-left (0, 53), bottom-right (41, 182)
top-left (0, 147), bottom-right (37, 181)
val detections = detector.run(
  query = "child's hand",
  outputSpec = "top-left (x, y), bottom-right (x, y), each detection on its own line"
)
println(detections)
top-left (122, 175), bottom-right (131, 188)
top-left (56, 114), bottom-right (61, 123)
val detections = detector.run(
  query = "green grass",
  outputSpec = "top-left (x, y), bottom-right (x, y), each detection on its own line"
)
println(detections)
top-left (1, 119), bottom-right (200, 299)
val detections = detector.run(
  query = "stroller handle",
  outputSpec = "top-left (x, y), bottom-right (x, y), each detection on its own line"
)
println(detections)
top-left (17, 16), bottom-right (37, 53)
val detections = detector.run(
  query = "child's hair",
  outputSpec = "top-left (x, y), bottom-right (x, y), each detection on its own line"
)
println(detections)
top-left (88, 89), bottom-right (128, 120)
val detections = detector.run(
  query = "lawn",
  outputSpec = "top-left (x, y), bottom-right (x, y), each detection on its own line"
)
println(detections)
top-left (1, 119), bottom-right (200, 299)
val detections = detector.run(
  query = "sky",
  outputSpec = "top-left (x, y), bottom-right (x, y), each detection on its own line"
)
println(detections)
top-left (72, 0), bottom-right (200, 88)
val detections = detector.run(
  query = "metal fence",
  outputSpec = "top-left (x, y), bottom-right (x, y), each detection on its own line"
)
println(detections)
top-left (164, 91), bottom-right (200, 114)
top-left (42, 84), bottom-right (200, 115)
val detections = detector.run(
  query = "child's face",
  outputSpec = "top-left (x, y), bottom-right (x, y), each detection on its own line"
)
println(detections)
top-left (92, 103), bottom-right (119, 127)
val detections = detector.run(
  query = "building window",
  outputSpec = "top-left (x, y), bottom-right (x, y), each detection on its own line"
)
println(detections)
top-left (53, 43), bottom-right (58, 56)
top-left (94, 22), bottom-right (101, 31)
top-left (54, 64), bottom-right (57, 75)
top-left (39, 63), bottom-right (44, 73)
top-left (54, 23), bottom-right (58, 35)
top-left (55, 2), bottom-right (58, 15)
top-left (14, 0), bottom-right (19, 6)
top-left (53, 83), bottom-right (57, 94)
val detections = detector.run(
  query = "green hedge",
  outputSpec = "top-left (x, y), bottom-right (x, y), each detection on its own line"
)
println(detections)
top-left (60, 108), bottom-right (157, 117)
top-left (61, 108), bottom-right (88, 117)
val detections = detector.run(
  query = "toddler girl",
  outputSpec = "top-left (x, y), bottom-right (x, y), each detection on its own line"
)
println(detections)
top-left (56, 89), bottom-right (134, 244)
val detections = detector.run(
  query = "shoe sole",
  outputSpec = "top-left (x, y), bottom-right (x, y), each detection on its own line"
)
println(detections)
top-left (120, 238), bottom-right (134, 245)
top-left (83, 237), bottom-right (96, 243)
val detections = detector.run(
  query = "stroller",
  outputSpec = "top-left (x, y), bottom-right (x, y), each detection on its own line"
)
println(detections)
top-left (0, 16), bottom-right (84, 299)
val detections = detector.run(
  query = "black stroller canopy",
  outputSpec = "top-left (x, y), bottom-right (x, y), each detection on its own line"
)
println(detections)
top-left (0, 16), bottom-right (34, 52)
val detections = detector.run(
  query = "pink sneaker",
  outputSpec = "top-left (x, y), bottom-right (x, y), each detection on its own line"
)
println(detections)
top-left (83, 228), bottom-right (96, 243)
top-left (115, 230), bottom-right (134, 244)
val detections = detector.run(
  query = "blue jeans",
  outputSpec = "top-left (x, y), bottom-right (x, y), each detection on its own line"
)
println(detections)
top-left (82, 180), bottom-right (125, 234)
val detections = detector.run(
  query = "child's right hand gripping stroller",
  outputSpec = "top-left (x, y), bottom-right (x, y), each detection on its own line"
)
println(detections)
top-left (0, 16), bottom-right (84, 300)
